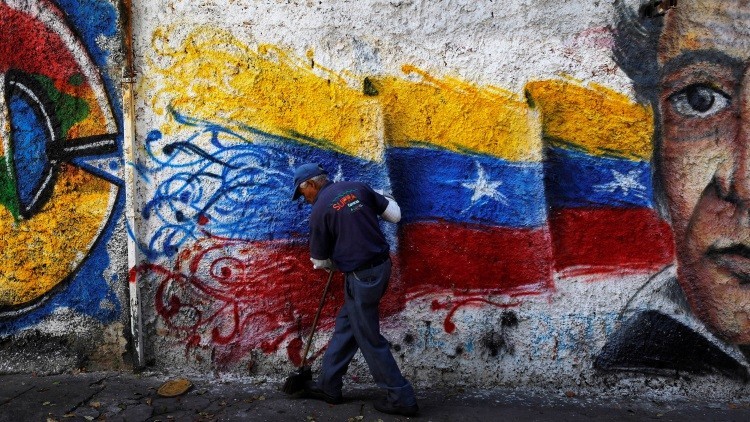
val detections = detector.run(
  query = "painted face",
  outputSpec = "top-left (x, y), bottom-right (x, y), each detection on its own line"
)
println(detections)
top-left (658, 1), bottom-right (750, 344)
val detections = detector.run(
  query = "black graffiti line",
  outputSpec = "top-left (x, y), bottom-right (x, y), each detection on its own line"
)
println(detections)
top-left (141, 172), bottom-right (223, 221)
top-left (47, 134), bottom-right (118, 162)
top-left (163, 142), bottom-right (240, 169)
top-left (197, 181), bottom-right (257, 222)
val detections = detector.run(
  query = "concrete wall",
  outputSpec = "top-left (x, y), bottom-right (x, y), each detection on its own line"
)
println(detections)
top-left (3, 0), bottom-right (750, 400)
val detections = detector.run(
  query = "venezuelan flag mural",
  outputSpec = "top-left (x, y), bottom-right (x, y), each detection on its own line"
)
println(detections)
top-left (140, 26), bottom-right (675, 368)
top-left (0, 0), bottom-right (122, 330)
top-left (373, 68), bottom-right (554, 307)
top-left (525, 80), bottom-right (674, 276)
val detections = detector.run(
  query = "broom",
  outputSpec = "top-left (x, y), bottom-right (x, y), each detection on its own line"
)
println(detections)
top-left (282, 269), bottom-right (335, 394)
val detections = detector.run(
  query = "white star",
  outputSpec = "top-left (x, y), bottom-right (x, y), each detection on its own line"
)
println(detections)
top-left (594, 169), bottom-right (646, 199)
top-left (461, 162), bottom-right (508, 205)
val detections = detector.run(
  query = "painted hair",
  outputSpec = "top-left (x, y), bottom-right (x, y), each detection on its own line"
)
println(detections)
top-left (613, 0), bottom-right (670, 220)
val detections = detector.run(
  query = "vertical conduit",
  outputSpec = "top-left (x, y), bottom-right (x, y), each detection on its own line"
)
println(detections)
top-left (121, 0), bottom-right (144, 368)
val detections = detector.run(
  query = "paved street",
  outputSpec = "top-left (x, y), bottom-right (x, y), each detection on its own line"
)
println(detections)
top-left (1, 371), bottom-right (749, 421)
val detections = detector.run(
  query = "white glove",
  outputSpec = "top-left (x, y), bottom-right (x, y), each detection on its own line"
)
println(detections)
top-left (311, 257), bottom-right (335, 271)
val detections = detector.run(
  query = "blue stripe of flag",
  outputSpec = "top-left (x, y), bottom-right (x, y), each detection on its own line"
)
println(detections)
top-left (386, 146), bottom-right (548, 228)
top-left (544, 146), bottom-right (654, 209)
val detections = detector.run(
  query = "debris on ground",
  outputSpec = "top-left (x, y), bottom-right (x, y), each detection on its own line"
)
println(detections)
top-left (157, 378), bottom-right (193, 397)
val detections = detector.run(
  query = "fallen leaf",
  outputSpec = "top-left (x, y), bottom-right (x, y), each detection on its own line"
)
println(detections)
top-left (157, 378), bottom-right (193, 398)
top-left (84, 417), bottom-right (95, 421)
top-left (89, 401), bottom-right (101, 409)
top-left (43, 401), bottom-right (51, 406)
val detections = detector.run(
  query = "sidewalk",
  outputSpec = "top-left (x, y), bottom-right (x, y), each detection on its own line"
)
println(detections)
top-left (1, 371), bottom-right (748, 421)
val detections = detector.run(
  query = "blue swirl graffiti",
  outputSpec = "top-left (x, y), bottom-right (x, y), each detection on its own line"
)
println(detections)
top-left (140, 110), bottom-right (391, 259)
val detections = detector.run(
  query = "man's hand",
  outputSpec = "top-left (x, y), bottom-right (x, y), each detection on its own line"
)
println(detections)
top-left (311, 257), bottom-right (335, 272)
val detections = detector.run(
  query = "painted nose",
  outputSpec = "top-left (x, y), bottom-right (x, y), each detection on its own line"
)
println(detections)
top-left (715, 75), bottom-right (750, 205)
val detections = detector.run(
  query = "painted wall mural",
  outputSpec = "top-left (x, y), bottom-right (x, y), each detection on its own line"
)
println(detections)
top-left (134, 21), bottom-right (683, 371)
top-left (595, 0), bottom-right (750, 381)
top-left (5, 0), bottom-right (749, 392)
top-left (0, 0), bottom-right (122, 332)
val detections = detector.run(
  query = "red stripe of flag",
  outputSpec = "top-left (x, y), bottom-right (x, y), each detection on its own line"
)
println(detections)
top-left (548, 207), bottom-right (675, 276)
top-left (398, 221), bottom-right (555, 298)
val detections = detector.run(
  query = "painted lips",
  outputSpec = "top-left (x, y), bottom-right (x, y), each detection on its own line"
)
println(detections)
top-left (707, 244), bottom-right (750, 285)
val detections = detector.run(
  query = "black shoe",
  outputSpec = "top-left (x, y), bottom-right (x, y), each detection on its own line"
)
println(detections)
top-left (302, 381), bottom-right (343, 404)
top-left (374, 398), bottom-right (419, 416)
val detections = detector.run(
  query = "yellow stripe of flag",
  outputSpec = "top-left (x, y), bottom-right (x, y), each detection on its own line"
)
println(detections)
top-left (373, 66), bottom-right (543, 162)
top-left (148, 26), bottom-right (384, 162)
top-left (525, 79), bottom-right (654, 160)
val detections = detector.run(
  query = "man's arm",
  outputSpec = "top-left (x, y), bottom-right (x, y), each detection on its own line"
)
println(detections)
top-left (309, 205), bottom-right (334, 270)
top-left (380, 194), bottom-right (401, 223)
top-left (374, 189), bottom-right (401, 223)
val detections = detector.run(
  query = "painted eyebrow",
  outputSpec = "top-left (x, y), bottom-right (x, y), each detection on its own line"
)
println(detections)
top-left (660, 49), bottom-right (744, 81)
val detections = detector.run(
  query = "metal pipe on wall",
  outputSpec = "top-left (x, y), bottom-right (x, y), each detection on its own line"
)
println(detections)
top-left (121, 0), bottom-right (144, 369)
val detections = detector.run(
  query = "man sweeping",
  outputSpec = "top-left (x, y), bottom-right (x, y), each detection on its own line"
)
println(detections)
top-left (291, 163), bottom-right (419, 417)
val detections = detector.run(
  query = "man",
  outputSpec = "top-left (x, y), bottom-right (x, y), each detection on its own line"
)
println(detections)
top-left (597, 0), bottom-right (750, 379)
top-left (291, 163), bottom-right (419, 416)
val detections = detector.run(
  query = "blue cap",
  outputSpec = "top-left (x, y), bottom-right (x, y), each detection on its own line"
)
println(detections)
top-left (292, 163), bottom-right (328, 200)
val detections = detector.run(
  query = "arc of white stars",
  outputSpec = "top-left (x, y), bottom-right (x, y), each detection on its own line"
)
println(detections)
top-left (461, 161), bottom-right (508, 207)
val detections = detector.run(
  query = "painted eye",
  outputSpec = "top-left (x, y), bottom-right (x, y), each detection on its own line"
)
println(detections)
top-left (668, 84), bottom-right (730, 118)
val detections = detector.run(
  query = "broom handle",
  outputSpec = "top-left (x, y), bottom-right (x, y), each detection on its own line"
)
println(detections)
top-left (301, 270), bottom-right (335, 366)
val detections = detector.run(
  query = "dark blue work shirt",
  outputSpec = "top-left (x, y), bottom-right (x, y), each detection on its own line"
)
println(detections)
top-left (309, 181), bottom-right (390, 272)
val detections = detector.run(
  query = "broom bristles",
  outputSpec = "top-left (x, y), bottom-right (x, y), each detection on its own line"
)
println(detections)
top-left (282, 365), bottom-right (312, 394)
